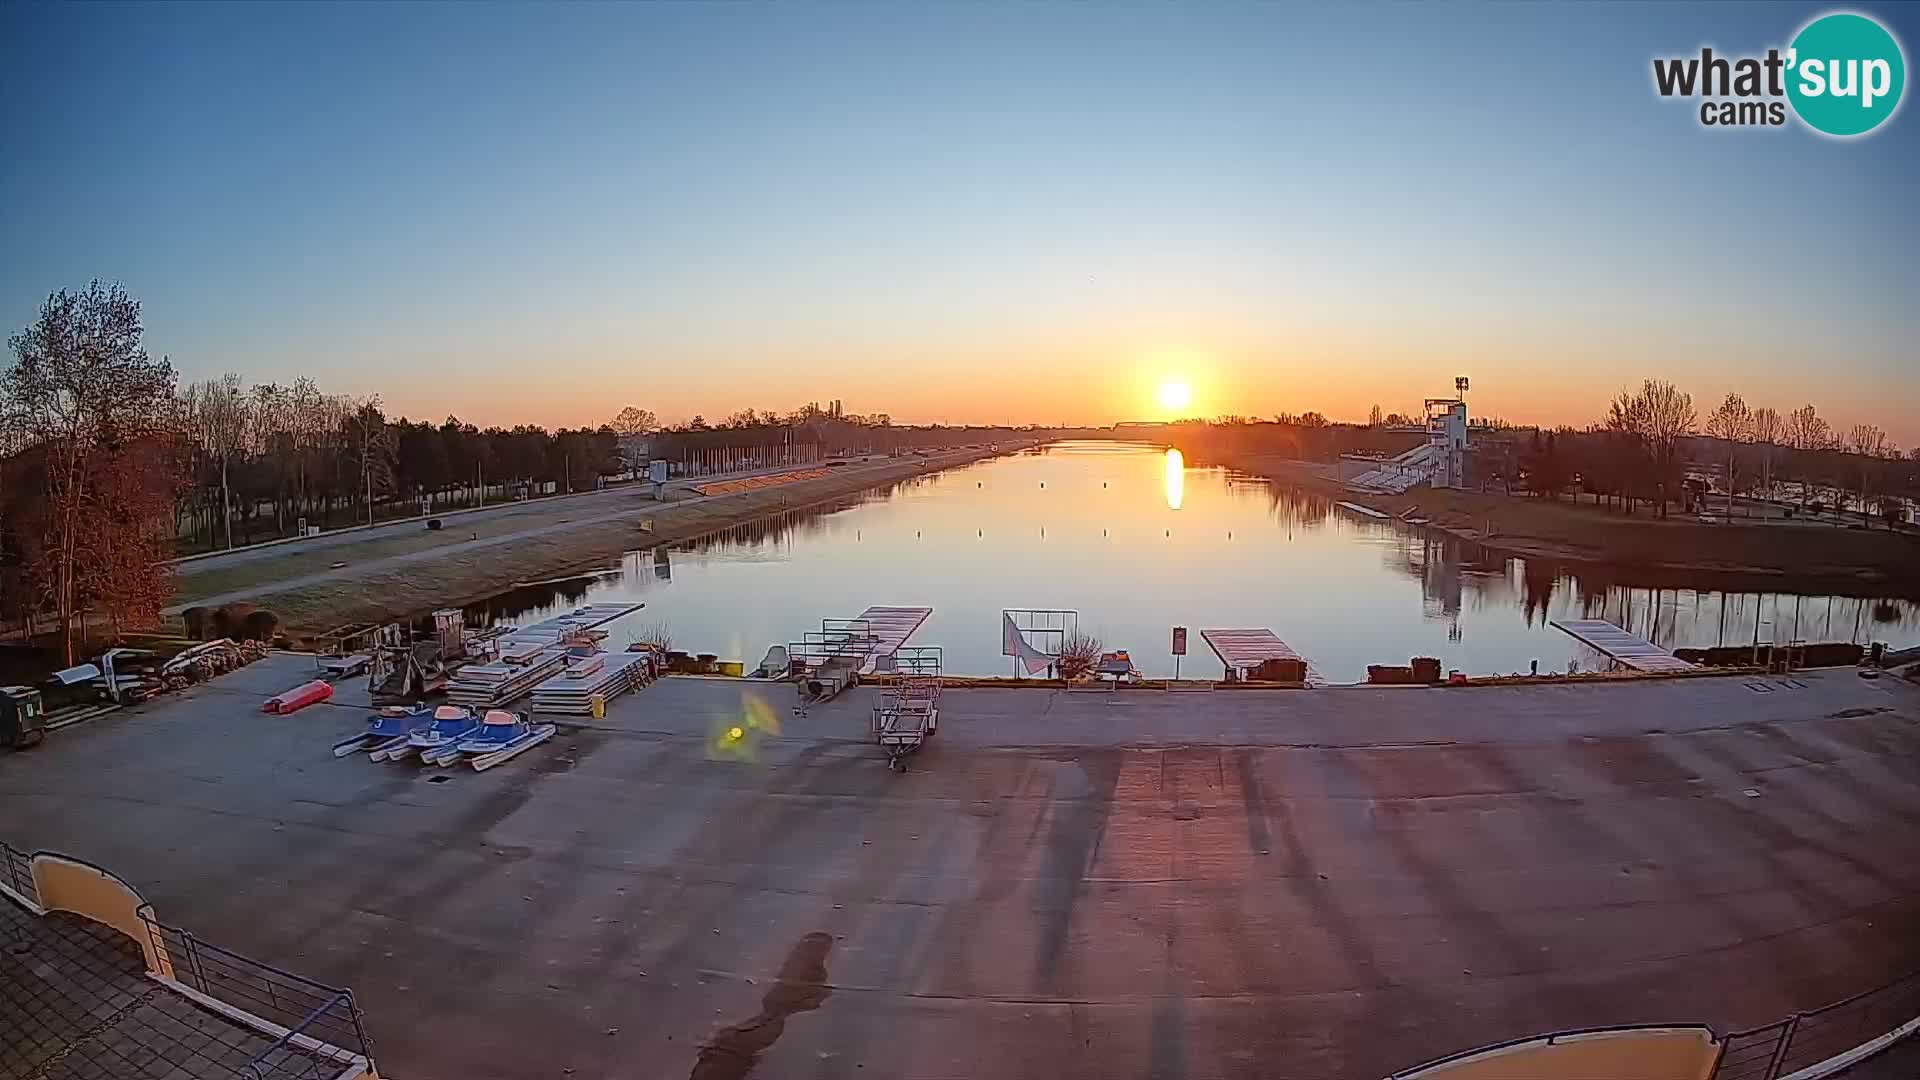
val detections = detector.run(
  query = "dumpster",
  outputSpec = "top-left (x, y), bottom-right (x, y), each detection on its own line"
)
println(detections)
top-left (1, 685), bottom-right (47, 749)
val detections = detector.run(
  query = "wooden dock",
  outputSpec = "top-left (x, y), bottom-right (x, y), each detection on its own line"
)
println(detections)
top-left (853, 606), bottom-right (933, 673)
top-left (1550, 619), bottom-right (1697, 674)
top-left (1200, 628), bottom-right (1310, 683)
top-left (499, 603), bottom-right (644, 647)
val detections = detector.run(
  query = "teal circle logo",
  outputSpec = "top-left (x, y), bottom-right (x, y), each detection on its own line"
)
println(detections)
top-left (1787, 13), bottom-right (1906, 136)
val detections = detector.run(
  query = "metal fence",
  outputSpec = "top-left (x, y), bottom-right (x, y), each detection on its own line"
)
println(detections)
top-left (1714, 969), bottom-right (1920, 1079)
top-left (240, 992), bottom-right (363, 1080)
top-left (138, 907), bottom-right (374, 1078)
top-left (0, 839), bottom-right (36, 905)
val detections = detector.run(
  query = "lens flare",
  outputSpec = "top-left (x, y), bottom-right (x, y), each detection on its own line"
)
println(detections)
top-left (709, 694), bottom-right (781, 761)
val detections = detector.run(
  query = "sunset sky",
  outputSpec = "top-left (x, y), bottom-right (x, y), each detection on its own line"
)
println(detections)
top-left (3, 3), bottom-right (1915, 443)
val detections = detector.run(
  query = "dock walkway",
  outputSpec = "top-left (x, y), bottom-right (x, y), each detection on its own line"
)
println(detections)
top-left (1199, 628), bottom-right (1310, 682)
top-left (851, 605), bottom-right (933, 672)
top-left (1551, 618), bottom-right (1697, 674)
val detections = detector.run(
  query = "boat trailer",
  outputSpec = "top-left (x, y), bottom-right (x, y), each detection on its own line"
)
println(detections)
top-left (869, 647), bottom-right (943, 772)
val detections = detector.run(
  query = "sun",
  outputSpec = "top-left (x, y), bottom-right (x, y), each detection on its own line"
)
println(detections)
top-left (1157, 379), bottom-right (1192, 414)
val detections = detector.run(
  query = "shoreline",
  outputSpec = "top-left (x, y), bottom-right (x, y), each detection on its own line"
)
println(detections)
top-left (1216, 451), bottom-right (1920, 599)
top-left (172, 443), bottom-right (1030, 640)
top-left (166, 440), bottom-right (1919, 647)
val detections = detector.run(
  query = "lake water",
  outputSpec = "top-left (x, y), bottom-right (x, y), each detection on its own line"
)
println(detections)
top-left (470, 442), bottom-right (1918, 683)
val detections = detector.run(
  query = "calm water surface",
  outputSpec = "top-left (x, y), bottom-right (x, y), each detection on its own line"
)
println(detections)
top-left (472, 443), bottom-right (1917, 682)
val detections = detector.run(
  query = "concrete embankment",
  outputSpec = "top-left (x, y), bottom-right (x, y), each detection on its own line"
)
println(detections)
top-left (180, 444), bottom-right (1026, 639)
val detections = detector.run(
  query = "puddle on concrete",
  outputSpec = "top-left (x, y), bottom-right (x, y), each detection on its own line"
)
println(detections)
top-left (689, 931), bottom-right (834, 1080)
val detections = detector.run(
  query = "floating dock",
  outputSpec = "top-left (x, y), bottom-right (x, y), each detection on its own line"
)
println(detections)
top-left (851, 606), bottom-right (934, 672)
top-left (528, 651), bottom-right (653, 714)
top-left (1200, 629), bottom-right (1311, 683)
top-left (496, 603), bottom-right (643, 647)
top-left (790, 606), bottom-right (933, 674)
top-left (1335, 501), bottom-right (1390, 519)
top-left (1550, 619), bottom-right (1698, 674)
top-left (787, 606), bottom-right (934, 713)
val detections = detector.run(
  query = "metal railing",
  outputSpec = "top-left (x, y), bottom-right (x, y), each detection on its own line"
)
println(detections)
top-left (1389, 1024), bottom-right (1718, 1079)
top-left (1713, 969), bottom-right (1920, 1079)
top-left (138, 907), bottom-right (373, 1074)
top-left (242, 991), bottom-right (362, 1080)
top-left (0, 839), bottom-right (37, 906)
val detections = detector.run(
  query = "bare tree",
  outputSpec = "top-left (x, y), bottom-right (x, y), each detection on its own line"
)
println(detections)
top-left (1750, 406), bottom-right (1780, 500)
top-left (1, 282), bottom-right (179, 662)
top-left (345, 396), bottom-right (397, 524)
top-left (1785, 404), bottom-right (1830, 451)
top-left (1705, 392), bottom-right (1752, 515)
top-left (1784, 404), bottom-right (1832, 511)
top-left (609, 406), bottom-right (658, 478)
top-left (1368, 404), bottom-right (1383, 427)
top-left (608, 406), bottom-right (657, 435)
top-left (1627, 379), bottom-right (1695, 518)
top-left (1848, 423), bottom-right (1887, 457)
top-left (182, 373), bottom-right (252, 549)
top-left (1847, 423), bottom-right (1886, 516)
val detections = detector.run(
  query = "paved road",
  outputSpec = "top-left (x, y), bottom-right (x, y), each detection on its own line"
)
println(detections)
top-left (4, 660), bottom-right (1917, 1080)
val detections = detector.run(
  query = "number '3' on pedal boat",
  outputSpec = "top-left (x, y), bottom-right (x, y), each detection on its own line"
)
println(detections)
top-left (333, 704), bottom-right (432, 760)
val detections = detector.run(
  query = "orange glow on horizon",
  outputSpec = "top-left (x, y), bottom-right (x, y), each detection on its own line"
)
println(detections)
top-left (362, 338), bottom-right (1918, 445)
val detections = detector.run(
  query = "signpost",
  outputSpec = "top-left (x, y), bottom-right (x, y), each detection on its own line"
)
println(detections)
top-left (1172, 626), bottom-right (1187, 680)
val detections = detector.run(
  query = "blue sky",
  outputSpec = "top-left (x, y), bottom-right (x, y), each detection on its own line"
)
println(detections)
top-left (2, 2), bottom-right (1914, 441)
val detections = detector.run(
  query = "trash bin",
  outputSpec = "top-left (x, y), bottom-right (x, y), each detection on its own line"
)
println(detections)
top-left (1, 686), bottom-right (47, 749)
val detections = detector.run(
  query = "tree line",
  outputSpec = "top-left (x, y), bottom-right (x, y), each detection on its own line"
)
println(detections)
top-left (1506, 382), bottom-right (1917, 525)
top-left (175, 374), bottom-right (628, 551)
